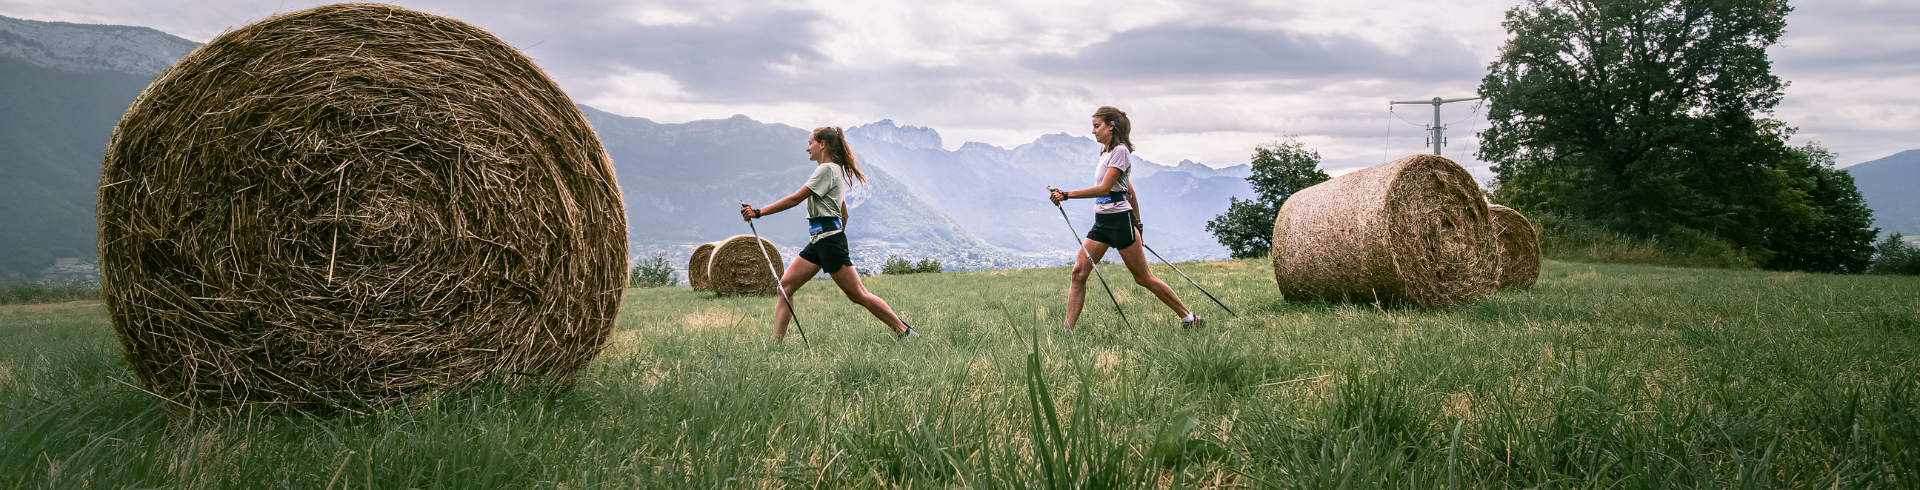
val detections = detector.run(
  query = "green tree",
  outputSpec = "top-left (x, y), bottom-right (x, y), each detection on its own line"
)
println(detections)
top-left (914, 258), bottom-right (943, 274)
top-left (1479, 0), bottom-right (1809, 262)
top-left (629, 252), bottom-right (679, 288)
top-left (1868, 234), bottom-right (1920, 276)
top-left (1767, 143), bottom-right (1878, 273)
top-left (1206, 138), bottom-right (1331, 258)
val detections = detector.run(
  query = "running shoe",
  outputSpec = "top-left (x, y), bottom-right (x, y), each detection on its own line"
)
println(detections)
top-left (897, 324), bottom-right (920, 340)
top-left (1181, 316), bottom-right (1207, 330)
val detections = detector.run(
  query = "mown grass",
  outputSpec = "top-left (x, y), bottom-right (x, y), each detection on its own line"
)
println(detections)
top-left (1, 259), bottom-right (1917, 488)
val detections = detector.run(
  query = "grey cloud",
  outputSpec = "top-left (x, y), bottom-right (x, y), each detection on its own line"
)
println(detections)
top-left (1022, 25), bottom-right (1484, 82)
top-left (526, 9), bottom-right (830, 101)
top-left (1772, 1), bottom-right (1920, 75)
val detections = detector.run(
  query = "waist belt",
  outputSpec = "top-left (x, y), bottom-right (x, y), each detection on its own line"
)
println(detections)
top-left (808, 217), bottom-right (842, 236)
top-left (1094, 191), bottom-right (1128, 204)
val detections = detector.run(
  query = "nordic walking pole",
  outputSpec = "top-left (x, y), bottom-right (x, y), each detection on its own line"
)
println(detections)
top-left (1048, 187), bottom-right (1130, 327)
top-left (1130, 212), bottom-right (1236, 318)
top-left (741, 201), bottom-right (808, 346)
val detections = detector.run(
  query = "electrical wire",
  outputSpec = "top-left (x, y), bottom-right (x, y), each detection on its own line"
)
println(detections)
top-left (1389, 105), bottom-right (1430, 127)
top-left (1455, 100), bottom-right (1485, 162)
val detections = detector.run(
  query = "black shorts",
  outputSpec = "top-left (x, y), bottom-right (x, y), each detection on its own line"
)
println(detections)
top-left (799, 232), bottom-right (853, 274)
top-left (1086, 212), bottom-right (1137, 250)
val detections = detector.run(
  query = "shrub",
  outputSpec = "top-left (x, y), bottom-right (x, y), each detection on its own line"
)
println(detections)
top-left (1530, 211), bottom-right (1758, 269)
top-left (1868, 234), bottom-right (1920, 276)
top-left (882, 255), bottom-right (941, 275)
top-left (630, 252), bottom-right (679, 287)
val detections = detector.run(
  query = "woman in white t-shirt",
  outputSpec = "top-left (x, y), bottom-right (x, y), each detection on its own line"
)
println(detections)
top-left (1049, 106), bottom-right (1203, 330)
top-left (741, 126), bottom-right (918, 341)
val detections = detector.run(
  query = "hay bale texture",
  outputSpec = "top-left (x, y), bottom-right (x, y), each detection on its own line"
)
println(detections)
top-left (688, 242), bottom-right (718, 291)
top-left (707, 235), bottom-right (783, 296)
top-left (1270, 154), bottom-right (1496, 308)
top-left (1488, 205), bottom-right (1542, 289)
top-left (96, 3), bottom-right (627, 410)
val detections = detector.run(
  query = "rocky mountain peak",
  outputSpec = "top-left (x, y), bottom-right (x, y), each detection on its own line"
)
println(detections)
top-left (848, 119), bottom-right (943, 150)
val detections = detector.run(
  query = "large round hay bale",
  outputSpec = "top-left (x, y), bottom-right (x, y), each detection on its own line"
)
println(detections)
top-left (708, 235), bottom-right (783, 296)
top-left (96, 3), bottom-right (627, 411)
top-left (1488, 205), bottom-right (1541, 289)
top-left (1270, 154), bottom-right (1496, 308)
top-left (688, 242), bottom-right (719, 291)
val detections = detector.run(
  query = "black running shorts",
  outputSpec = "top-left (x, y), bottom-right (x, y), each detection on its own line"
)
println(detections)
top-left (1086, 212), bottom-right (1137, 250)
top-left (799, 232), bottom-right (853, 274)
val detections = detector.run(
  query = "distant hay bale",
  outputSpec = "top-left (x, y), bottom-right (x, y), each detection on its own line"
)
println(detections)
top-left (688, 242), bottom-right (718, 291)
top-left (707, 235), bottom-right (783, 296)
top-left (1489, 205), bottom-right (1541, 289)
top-left (95, 3), bottom-right (627, 411)
top-left (1270, 154), bottom-right (1496, 308)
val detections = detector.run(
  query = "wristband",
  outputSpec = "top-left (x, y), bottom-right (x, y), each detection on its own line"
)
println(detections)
top-left (753, 208), bottom-right (763, 218)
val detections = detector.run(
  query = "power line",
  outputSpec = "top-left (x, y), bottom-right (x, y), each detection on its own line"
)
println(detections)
top-left (1388, 96), bottom-right (1484, 156)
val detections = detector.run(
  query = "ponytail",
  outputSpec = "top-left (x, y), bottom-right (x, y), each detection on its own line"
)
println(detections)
top-left (811, 126), bottom-right (867, 185)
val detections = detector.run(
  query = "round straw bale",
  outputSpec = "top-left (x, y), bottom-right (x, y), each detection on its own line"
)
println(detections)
top-left (688, 242), bottom-right (719, 291)
top-left (707, 235), bottom-right (783, 296)
top-left (95, 3), bottom-right (627, 411)
top-left (1488, 205), bottom-right (1541, 289)
top-left (1270, 154), bottom-right (1496, 308)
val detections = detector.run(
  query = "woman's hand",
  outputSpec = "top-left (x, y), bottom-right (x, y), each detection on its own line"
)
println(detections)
top-left (1049, 187), bottom-right (1067, 205)
top-left (739, 204), bottom-right (760, 221)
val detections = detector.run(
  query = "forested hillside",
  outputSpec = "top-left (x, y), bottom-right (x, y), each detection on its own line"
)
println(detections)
top-left (0, 15), bottom-right (196, 281)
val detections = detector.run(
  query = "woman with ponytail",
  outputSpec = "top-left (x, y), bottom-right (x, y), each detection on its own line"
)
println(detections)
top-left (1049, 107), bottom-right (1203, 330)
top-left (741, 127), bottom-right (919, 341)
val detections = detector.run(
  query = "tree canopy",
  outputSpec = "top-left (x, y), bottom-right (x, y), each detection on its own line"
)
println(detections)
top-left (1207, 139), bottom-right (1330, 259)
top-left (1478, 0), bottom-right (1872, 272)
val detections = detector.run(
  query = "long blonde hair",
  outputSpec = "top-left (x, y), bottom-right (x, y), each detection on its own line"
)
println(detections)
top-left (811, 126), bottom-right (867, 185)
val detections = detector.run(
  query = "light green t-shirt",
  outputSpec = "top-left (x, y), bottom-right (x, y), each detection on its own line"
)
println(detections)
top-left (805, 163), bottom-right (845, 220)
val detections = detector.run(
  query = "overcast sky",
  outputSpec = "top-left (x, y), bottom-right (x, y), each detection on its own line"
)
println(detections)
top-left (4, 0), bottom-right (1913, 178)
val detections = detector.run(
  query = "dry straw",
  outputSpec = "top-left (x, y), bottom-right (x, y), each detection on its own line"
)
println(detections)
top-left (687, 242), bottom-right (718, 291)
top-left (707, 235), bottom-right (783, 296)
top-left (1488, 204), bottom-right (1541, 289)
top-left (1270, 154), bottom-right (1496, 308)
top-left (96, 3), bottom-right (627, 412)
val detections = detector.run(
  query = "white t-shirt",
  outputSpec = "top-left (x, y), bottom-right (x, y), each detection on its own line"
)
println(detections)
top-left (1092, 145), bottom-right (1133, 214)
top-left (804, 163), bottom-right (846, 241)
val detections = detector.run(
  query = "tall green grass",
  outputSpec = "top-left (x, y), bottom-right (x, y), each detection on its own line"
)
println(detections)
top-left (0, 283), bottom-right (99, 305)
top-left (1, 259), bottom-right (1916, 488)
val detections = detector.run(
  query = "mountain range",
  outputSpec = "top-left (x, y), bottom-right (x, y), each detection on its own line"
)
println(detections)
top-left (1845, 150), bottom-right (1920, 237)
top-left (844, 120), bottom-right (1251, 260)
top-left (10, 15), bottom-right (1905, 283)
top-left (0, 15), bottom-right (1255, 282)
top-left (0, 15), bottom-right (197, 282)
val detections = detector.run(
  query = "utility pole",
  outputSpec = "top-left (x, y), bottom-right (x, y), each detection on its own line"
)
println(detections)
top-left (1391, 96), bottom-right (1483, 155)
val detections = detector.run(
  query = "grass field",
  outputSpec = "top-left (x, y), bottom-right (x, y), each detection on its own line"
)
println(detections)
top-left (2, 258), bottom-right (1917, 488)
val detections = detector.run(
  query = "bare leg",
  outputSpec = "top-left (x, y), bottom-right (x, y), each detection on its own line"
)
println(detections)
top-left (1115, 242), bottom-right (1191, 319)
top-left (828, 267), bottom-right (907, 334)
top-left (773, 257), bottom-right (822, 342)
top-left (1064, 239), bottom-right (1112, 330)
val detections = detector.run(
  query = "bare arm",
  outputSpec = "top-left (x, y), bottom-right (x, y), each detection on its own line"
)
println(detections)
top-left (1049, 167), bottom-right (1125, 203)
top-left (742, 185), bottom-right (812, 220)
